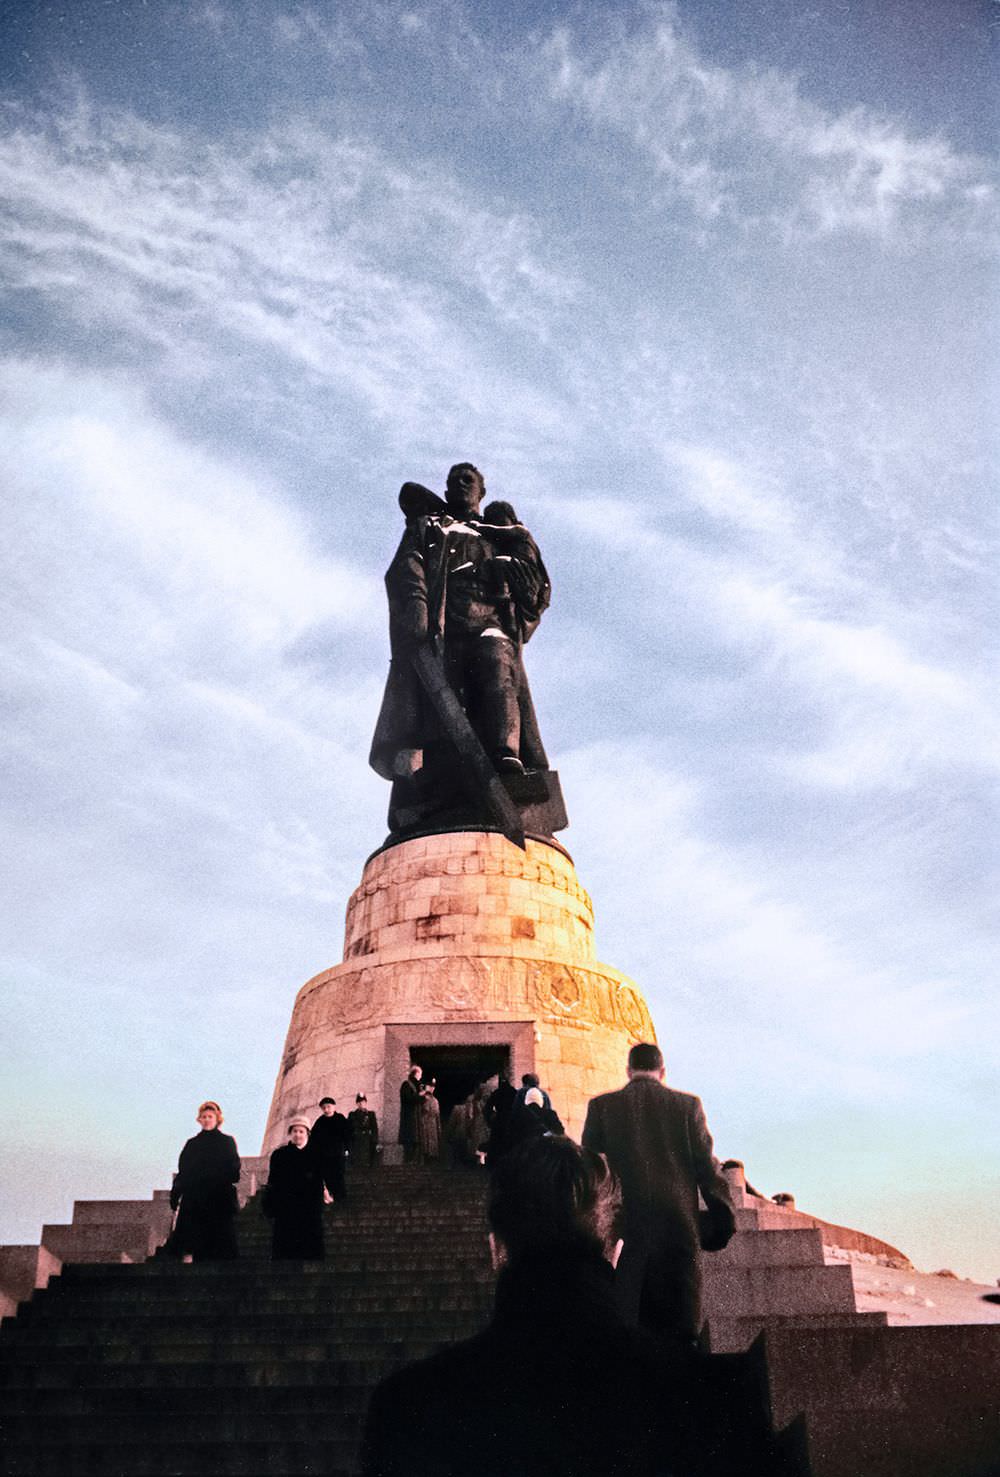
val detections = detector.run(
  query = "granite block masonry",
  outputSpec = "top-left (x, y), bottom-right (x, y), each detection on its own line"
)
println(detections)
top-left (262, 830), bottom-right (656, 1153)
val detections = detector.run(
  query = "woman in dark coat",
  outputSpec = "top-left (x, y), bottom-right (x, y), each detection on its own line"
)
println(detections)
top-left (263, 1117), bottom-right (325, 1260)
top-left (504, 1088), bottom-right (565, 1156)
top-left (169, 1100), bottom-right (241, 1261)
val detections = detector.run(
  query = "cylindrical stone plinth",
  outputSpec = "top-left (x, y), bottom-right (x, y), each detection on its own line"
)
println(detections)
top-left (262, 831), bottom-right (656, 1154)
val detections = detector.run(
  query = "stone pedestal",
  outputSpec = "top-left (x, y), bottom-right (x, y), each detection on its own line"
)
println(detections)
top-left (262, 831), bottom-right (656, 1154)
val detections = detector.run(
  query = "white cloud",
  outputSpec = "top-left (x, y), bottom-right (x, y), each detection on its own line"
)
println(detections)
top-left (0, 103), bottom-right (578, 453)
top-left (542, 10), bottom-right (997, 243)
top-left (566, 743), bottom-right (972, 1089)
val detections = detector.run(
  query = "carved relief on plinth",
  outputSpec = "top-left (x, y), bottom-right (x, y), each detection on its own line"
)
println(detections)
top-left (543, 962), bottom-right (584, 1014)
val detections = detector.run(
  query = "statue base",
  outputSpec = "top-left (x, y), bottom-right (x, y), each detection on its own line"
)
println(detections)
top-left (262, 829), bottom-right (655, 1153)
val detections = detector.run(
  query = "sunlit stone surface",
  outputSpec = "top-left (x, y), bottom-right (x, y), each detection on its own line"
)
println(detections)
top-left (262, 830), bottom-right (656, 1152)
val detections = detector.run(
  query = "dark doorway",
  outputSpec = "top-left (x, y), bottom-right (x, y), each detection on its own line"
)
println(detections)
top-left (409, 1044), bottom-right (511, 1129)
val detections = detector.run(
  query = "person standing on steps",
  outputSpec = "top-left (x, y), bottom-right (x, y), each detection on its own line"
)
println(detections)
top-left (484, 1072), bottom-right (517, 1164)
top-left (416, 1078), bottom-right (442, 1163)
top-left (505, 1086), bottom-right (564, 1153)
top-left (168, 1100), bottom-right (241, 1262)
top-left (582, 1042), bottom-right (735, 1348)
top-left (262, 1117), bottom-right (325, 1260)
top-left (311, 1096), bottom-right (349, 1204)
top-left (399, 1064), bottom-right (422, 1163)
top-left (515, 1072), bottom-right (552, 1110)
top-left (348, 1093), bottom-right (380, 1168)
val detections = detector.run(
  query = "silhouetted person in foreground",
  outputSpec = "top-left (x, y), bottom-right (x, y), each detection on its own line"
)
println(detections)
top-left (361, 1137), bottom-right (680, 1477)
top-left (168, 1100), bottom-right (240, 1262)
top-left (583, 1043), bottom-right (735, 1347)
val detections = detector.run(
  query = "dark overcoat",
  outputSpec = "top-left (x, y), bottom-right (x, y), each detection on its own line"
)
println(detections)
top-left (369, 511), bottom-right (550, 780)
top-left (262, 1143), bottom-right (325, 1260)
top-left (348, 1107), bottom-right (379, 1166)
top-left (582, 1077), bottom-right (734, 1340)
top-left (169, 1128), bottom-right (240, 1261)
top-left (398, 1076), bottom-right (421, 1147)
top-left (309, 1111), bottom-right (349, 1162)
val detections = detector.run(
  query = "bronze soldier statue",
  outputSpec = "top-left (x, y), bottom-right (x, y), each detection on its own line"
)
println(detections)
top-left (370, 463), bottom-right (565, 842)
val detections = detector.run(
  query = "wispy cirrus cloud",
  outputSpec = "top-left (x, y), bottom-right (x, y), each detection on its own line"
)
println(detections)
top-left (542, 8), bottom-right (997, 243)
top-left (0, 100), bottom-right (578, 455)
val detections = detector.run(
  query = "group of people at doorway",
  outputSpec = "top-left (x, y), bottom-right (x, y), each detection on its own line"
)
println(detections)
top-left (166, 1092), bottom-right (379, 1264)
top-left (398, 1063), bottom-right (565, 1166)
top-left (397, 1066), bottom-right (442, 1163)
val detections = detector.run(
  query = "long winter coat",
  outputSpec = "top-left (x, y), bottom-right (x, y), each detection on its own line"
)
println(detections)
top-left (348, 1107), bottom-right (379, 1167)
top-left (369, 510), bottom-right (550, 783)
top-left (263, 1143), bottom-right (325, 1260)
top-left (582, 1077), bottom-right (734, 1341)
top-left (415, 1092), bottom-right (441, 1161)
top-left (169, 1128), bottom-right (241, 1261)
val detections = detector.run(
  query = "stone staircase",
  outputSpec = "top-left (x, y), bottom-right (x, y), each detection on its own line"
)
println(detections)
top-left (0, 1165), bottom-right (493, 1476)
top-left (2, 1163), bottom-right (998, 1475)
top-left (702, 1171), bottom-right (891, 1354)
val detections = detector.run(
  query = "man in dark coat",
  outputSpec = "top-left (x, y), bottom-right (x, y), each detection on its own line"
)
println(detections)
top-left (361, 1137), bottom-right (683, 1477)
top-left (369, 465), bottom-right (551, 831)
top-left (398, 1065), bottom-right (422, 1163)
top-left (582, 1042), bottom-right (735, 1345)
top-left (310, 1096), bottom-right (349, 1203)
top-left (483, 1072), bottom-right (517, 1164)
top-left (348, 1093), bottom-right (380, 1168)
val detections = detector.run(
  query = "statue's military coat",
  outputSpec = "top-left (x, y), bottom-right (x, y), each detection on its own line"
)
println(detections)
top-left (369, 507), bottom-right (550, 782)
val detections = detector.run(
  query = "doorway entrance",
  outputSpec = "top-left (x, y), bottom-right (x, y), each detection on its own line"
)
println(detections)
top-left (409, 1043), bottom-right (510, 1128)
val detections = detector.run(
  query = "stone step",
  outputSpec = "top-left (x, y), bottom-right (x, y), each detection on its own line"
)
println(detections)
top-left (0, 1330), bottom-right (480, 1360)
top-left (58, 1261), bottom-right (490, 1282)
top-left (790, 1403), bottom-right (1000, 1477)
top-left (0, 1439), bottom-right (356, 1477)
top-left (2, 1314), bottom-right (487, 1347)
top-left (703, 1311), bottom-right (889, 1355)
top-left (38, 1226), bottom-right (152, 1263)
top-left (21, 1291), bottom-right (492, 1316)
top-left (0, 1358), bottom-right (405, 1390)
top-left (759, 1324), bottom-right (1000, 1429)
top-left (0, 1410), bottom-right (367, 1443)
top-left (0, 1385), bottom-right (373, 1416)
top-left (713, 1227), bottom-right (825, 1268)
top-left (702, 1261), bottom-right (857, 1318)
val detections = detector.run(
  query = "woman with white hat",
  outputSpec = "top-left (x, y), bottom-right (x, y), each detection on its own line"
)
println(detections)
top-left (262, 1116), bottom-right (325, 1260)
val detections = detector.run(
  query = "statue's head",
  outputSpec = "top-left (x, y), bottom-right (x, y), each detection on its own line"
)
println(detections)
top-left (445, 462), bottom-right (486, 516)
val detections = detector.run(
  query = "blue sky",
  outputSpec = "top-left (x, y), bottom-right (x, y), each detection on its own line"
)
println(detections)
top-left (1, 0), bottom-right (997, 1282)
